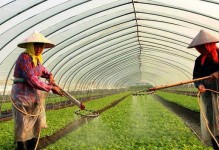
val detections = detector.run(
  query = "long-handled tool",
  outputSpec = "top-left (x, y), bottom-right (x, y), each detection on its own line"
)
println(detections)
top-left (147, 71), bottom-right (219, 91)
top-left (53, 83), bottom-right (85, 110)
top-left (53, 83), bottom-right (99, 117)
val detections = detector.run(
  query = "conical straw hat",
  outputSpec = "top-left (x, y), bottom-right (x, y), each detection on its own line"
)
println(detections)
top-left (17, 31), bottom-right (55, 48)
top-left (188, 29), bottom-right (219, 48)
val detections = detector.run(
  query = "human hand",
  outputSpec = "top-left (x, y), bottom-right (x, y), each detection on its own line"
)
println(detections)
top-left (52, 86), bottom-right (64, 96)
top-left (198, 85), bottom-right (206, 93)
top-left (211, 71), bottom-right (219, 79)
top-left (49, 74), bottom-right (55, 84)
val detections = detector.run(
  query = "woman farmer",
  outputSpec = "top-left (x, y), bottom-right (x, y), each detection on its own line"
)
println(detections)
top-left (188, 29), bottom-right (219, 149)
top-left (11, 31), bottom-right (63, 150)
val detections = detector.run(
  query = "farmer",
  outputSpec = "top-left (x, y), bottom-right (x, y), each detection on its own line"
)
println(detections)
top-left (188, 29), bottom-right (219, 149)
top-left (11, 31), bottom-right (63, 150)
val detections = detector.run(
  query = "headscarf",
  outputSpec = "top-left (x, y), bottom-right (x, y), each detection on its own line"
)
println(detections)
top-left (24, 43), bottom-right (43, 67)
top-left (195, 43), bottom-right (218, 65)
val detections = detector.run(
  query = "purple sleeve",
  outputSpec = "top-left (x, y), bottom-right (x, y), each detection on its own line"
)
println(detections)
top-left (41, 65), bottom-right (51, 79)
top-left (20, 55), bottom-right (52, 92)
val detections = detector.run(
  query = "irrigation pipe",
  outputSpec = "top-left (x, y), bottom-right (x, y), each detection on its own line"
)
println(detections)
top-left (10, 96), bottom-right (41, 150)
top-left (198, 89), bottom-right (219, 148)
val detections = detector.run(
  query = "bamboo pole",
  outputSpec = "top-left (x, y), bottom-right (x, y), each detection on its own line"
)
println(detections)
top-left (148, 75), bottom-right (211, 91)
top-left (53, 83), bottom-right (85, 110)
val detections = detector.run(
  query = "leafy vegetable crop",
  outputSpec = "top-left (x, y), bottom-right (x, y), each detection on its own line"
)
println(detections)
top-left (46, 95), bottom-right (211, 150)
top-left (156, 91), bottom-right (200, 112)
top-left (0, 92), bottom-right (131, 149)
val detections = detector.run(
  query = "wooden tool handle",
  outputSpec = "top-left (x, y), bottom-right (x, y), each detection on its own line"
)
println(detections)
top-left (148, 75), bottom-right (211, 91)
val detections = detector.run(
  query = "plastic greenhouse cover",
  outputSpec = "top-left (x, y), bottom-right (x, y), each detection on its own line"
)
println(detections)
top-left (0, 0), bottom-right (219, 94)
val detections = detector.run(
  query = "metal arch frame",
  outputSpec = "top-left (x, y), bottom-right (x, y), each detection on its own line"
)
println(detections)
top-left (141, 47), bottom-right (193, 62)
top-left (50, 26), bottom-right (197, 87)
top-left (51, 30), bottom-right (138, 78)
top-left (140, 55), bottom-right (192, 77)
top-left (0, 16), bottom-right (137, 95)
top-left (139, 36), bottom-right (187, 48)
top-left (114, 71), bottom-right (164, 88)
top-left (3, 0), bottom-right (216, 64)
top-left (72, 42), bottom-right (192, 91)
top-left (135, 10), bottom-right (219, 33)
top-left (54, 40), bottom-right (139, 91)
top-left (200, 0), bottom-right (219, 5)
top-left (139, 71), bottom-right (170, 85)
top-left (140, 42), bottom-right (195, 62)
top-left (40, 0), bottom-right (217, 85)
top-left (42, 17), bottom-right (136, 71)
top-left (41, 0), bottom-right (133, 37)
top-left (0, 1), bottom-right (133, 65)
top-left (100, 68), bottom-right (141, 89)
top-left (75, 45), bottom-right (188, 91)
top-left (42, 21), bottom-right (136, 69)
top-left (0, 0), bottom-right (45, 25)
top-left (43, 20), bottom-right (136, 62)
top-left (80, 0), bottom-right (219, 89)
top-left (76, 50), bottom-right (140, 90)
top-left (138, 57), bottom-right (192, 82)
top-left (57, 31), bottom-right (192, 90)
top-left (93, 60), bottom-right (171, 89)
top-left (1, 0), bottom-right (214, 72)
top-left (82, 66), bottom-right (139, 90)
top-left (1, 30), bottom-right (192, 95)
top-left (55, 23), bottom-right (197, 89)
top-left (103, 67), bottom-right (166, 88)
top-left (59, 30), bottom-right (192, 90)
top-left (0, 0), bottom-right (91, 52)
top-left (45, 9), bottom-right (212, 87)
top-left (138, 24), bottom-right (191, 39)
top-left (1, 0), bottom-right (219, 95)
top-left (52, 24), bottom-right (190, 89)
top-left (53, 27), bottom-right (192, 89)
top-left (138, 31), bottom-right (188, 45)
top-left (51, 26), bottom-right (193, 89)
top-left (76, 55), bottom-right (139, 91)
top-left (103, 72), bottom-right (140, 89)
top-left (135, 1), bottom-right (219, 21)
top-left (62, 43), bottom-right (140, 90)
top-left (42, 12), bottom-right (136, 57)
top-left (87, 60), bottom-right (140, 90)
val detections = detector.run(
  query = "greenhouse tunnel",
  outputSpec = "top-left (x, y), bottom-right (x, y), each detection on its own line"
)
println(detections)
top-left (0, 0), bottom-right (219, 149)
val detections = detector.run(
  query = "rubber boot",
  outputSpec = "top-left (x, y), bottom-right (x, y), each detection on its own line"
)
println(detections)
top-left (26, 138), bottom-right (37, 150)
top-left (212, 139), bottom-right (219, 150)
top-left (15, 141), bottom-right (26, 150)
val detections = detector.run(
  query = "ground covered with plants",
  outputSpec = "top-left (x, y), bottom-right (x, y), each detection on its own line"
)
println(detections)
top-left (46, 95), bottom-right (211, 150)
top-left (0, 91), bottom-right (212, 149)
top-left (0, 92), bottom-right (130, 149)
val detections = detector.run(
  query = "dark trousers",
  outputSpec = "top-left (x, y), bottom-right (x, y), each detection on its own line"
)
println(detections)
top-left (15, 138), bottom-right (37, 150)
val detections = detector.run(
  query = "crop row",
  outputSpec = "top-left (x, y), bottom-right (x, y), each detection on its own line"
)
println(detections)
top-left (46, 95), bottom-right (211, 149)
top-left (0, 91), bottom-right (117, 112)
top-left (155, 91), bottom-right (200, 112)
top-left (0, 91), bottom-right (131, 150)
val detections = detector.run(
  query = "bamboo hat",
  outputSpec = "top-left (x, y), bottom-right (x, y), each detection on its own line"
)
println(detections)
top-left (17, 31), bottom-right (55, 48)
top-left (188, 29), bottom-right (219, 48)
